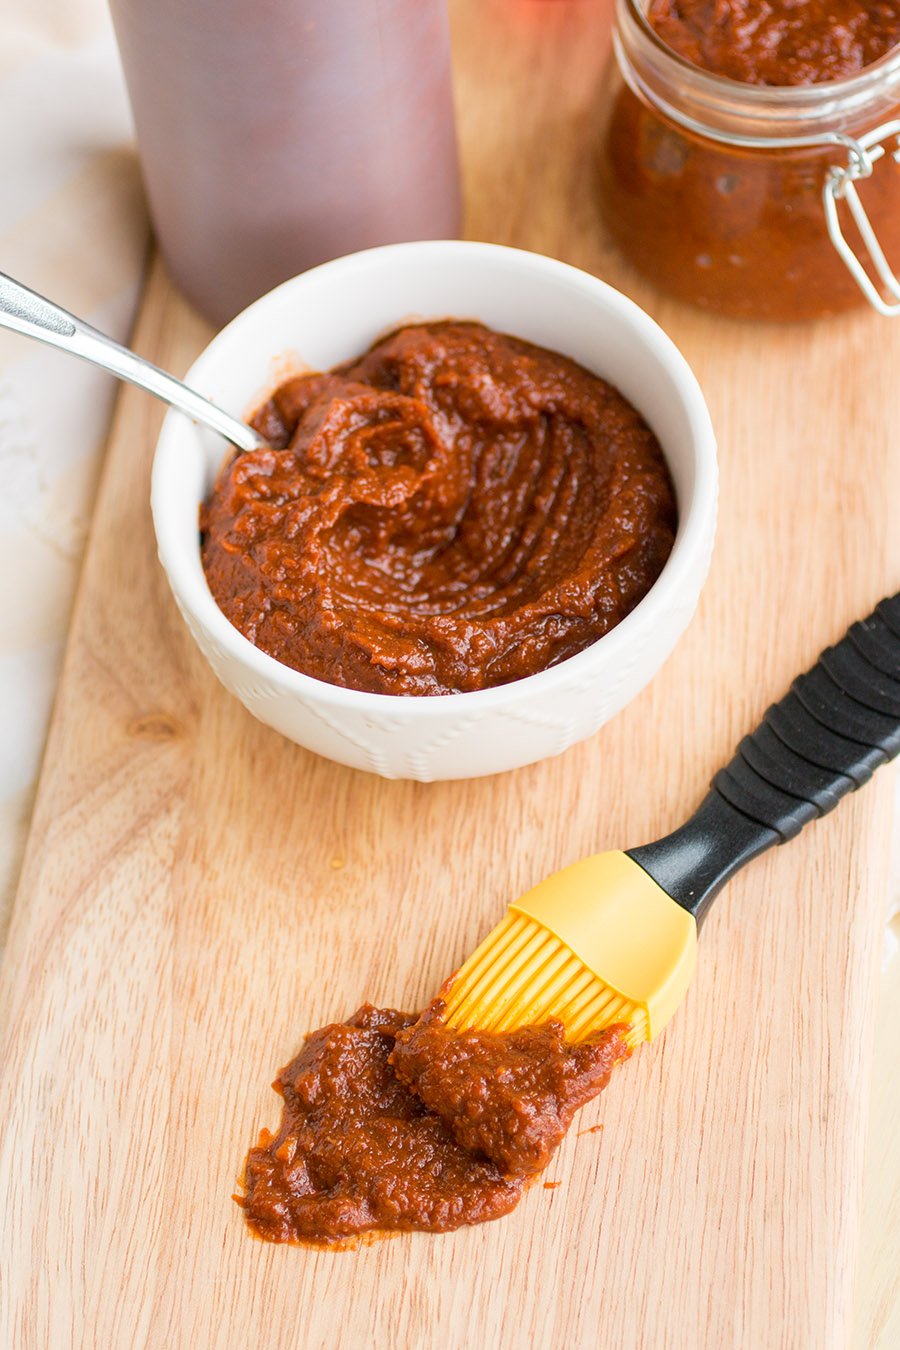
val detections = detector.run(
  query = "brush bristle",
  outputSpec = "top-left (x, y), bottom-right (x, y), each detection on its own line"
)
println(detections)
top-left (442, 911), bottom-right (646, 1045)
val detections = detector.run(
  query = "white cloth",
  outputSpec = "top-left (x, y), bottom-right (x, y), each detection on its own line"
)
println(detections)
top-left (0, 0), bottom-right (148, 934)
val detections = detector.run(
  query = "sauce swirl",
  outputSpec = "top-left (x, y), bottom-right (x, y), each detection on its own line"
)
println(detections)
top-left (201, 322), bottom-right (675, 696)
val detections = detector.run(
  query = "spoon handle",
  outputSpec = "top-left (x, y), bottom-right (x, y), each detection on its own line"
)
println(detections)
top-left (0, 271), bottom-right (266, 453)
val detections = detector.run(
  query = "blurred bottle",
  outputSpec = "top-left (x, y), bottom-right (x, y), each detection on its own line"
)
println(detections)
top-left (109, 0), bottom-right (462, 326)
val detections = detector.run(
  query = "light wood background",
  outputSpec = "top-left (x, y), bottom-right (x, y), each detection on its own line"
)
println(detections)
top-left (2, 2), bottom-right (899, 1346)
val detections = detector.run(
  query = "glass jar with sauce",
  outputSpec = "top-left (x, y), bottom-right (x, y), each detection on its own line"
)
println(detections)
top-left (598, 0), bottom-right (900, 321)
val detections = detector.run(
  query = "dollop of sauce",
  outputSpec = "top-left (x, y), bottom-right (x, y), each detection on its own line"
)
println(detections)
top-left (200, 322), bottom-right (675, 697)
top-left (647, 0), bottom-right (900, 86)
top-left (391, 1002), bottom-right (628, 1179)
top-left (238, 1002), bottom-right (629, 1246)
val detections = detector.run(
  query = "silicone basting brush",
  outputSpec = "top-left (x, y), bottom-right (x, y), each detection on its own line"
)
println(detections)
top-left (443, 595), bottom-right (900, 1046)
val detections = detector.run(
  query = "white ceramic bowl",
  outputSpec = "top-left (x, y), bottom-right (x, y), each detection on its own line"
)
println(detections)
top-left (152, 241), bottom-right (717, 780)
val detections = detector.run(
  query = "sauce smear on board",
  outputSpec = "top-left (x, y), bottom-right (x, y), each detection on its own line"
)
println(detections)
top-left (238, 1002), bottom-right (629, 1246)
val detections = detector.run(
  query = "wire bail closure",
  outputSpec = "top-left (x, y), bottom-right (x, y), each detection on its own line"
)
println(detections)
top-left (823, 120), bottom-right (900, 317)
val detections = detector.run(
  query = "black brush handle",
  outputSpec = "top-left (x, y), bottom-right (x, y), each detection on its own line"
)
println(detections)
top-left (627, 595), bottom-right (900, 923)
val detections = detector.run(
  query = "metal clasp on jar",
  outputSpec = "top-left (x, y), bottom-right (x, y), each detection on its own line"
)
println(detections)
top-left (824, 120), bottom-right (900, 317)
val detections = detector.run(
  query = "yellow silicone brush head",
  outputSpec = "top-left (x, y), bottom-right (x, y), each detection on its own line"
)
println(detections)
top-left (442, 853), bottom-right (698, 1045)
top-left (442, 910), bottom-right (648, 1046)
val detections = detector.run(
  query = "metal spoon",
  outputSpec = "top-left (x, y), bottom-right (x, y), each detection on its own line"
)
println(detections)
top-left (0, 271), bottom-right (267, 453)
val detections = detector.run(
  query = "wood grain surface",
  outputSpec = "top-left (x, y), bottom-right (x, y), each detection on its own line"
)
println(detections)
top-left (2, 2), bottom-right (899, 1346)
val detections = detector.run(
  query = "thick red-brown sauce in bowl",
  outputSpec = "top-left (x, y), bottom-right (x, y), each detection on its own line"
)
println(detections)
top-left (200, 321), bottom-right (676, 696)
top-left (238, 1001), bottom-right (630, 1246)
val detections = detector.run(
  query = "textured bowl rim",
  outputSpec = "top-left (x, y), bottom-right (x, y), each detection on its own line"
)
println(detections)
top-left (152, 240), bottom-right (718, 716)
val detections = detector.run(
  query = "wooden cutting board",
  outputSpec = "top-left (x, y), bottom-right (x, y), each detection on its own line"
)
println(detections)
top-left (2, 3), bottom-right (899, 1346)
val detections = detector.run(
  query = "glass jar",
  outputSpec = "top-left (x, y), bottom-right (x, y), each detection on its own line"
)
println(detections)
top-left (598, 0), bottom-right (900, 321)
